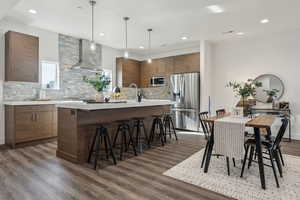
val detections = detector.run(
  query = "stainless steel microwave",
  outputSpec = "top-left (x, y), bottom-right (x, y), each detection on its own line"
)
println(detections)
top-left (150, 76), bottom-right (165, 87)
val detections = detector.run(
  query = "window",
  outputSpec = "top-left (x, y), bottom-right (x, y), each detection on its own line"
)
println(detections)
top-left (102, 68), bottom-right (112, 91)
top-left (41, 61), bottom-right (60, 89)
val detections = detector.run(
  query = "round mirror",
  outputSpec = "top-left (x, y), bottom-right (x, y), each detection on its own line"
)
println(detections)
top-left (254, 74), bottom-right (284, 103)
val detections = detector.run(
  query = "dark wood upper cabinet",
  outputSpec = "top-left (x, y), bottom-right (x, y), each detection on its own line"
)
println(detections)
top-left (5, 31), bottom-right (39, 82)
top-left (140, 53), bottom-right (200, 88)
top-left (116, 58), bottom-right (141, 87)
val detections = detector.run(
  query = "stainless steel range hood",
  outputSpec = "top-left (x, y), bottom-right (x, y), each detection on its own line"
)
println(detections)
top-left (71, 39), bottom-right (103, 72)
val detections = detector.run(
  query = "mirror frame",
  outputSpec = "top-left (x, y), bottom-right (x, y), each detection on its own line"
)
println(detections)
top-left (254, 74), bottom-right (284, 103)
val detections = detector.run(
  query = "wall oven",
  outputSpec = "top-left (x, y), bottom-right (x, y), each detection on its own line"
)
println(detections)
top-left (150, 76), bottom-right (166, 87)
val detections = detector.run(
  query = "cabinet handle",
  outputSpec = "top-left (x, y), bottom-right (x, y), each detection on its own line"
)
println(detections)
top-left (35, 113), bottom-right (38, 121)
top-left (31, 113), bottom-right (34, 121)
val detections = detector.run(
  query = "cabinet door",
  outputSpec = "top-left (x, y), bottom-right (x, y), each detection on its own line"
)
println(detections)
top-left (35, 111), bottom-right (55, 138)
top-left (122, 59), bottom-right (141, 87)
top-left (174, 53), bottom-right (200, 73)
top-left (14, 106), bottom-right (55, 143)
top-left (5, 31), bottom-right (39, 82)
top-left (15, 112), bottom-right (36, 143)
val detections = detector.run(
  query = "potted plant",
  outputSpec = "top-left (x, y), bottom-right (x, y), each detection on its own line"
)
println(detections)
top-left (227, 79), bottom-right (262, 116)
top-left (83, 73), bottom-right (111, 101)
top-left (264, 89), bottom-right (279, 103)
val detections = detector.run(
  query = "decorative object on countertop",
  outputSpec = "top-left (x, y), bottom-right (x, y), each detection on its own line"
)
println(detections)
top-left (111, 92), bottom-right (121, 100)
top-left (113, 86), bottom-right (121, 93)
top-left (83, 73), bottom-right (111, 101)
top-left (137, 91), bottom-right (142, 102)
top-left (104, 96), bottom-right (110, 103)
top-left (254, 74), bottom-right (284, 103)
top-left (227, 79), bottom-right (262, 117)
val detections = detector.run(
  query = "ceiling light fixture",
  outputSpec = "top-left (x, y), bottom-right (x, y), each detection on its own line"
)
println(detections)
top-left (236, 32), bottom-right (245, 36)
top-left (123, 17), bottom-right (130, 58)
top-left (28, 9), bottom-right (37, 14)
top-left (147, 28), bottom-right (153, 64)
top-left (207, 5), bottom-right (224, 13)
top-left (89, 0), bottom-right (97, 51)
top-left (99, 32), bottom-right (105, 37)
top-left (260, 19), bottom-right (269, 24)
top-left (181, 36), bottom-right (188, 40)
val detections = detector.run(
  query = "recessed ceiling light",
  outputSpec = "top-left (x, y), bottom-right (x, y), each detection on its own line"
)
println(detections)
top-left (28, 9), bottom-right (37, 14)
top-left (222, 30), bottom-right (234, 35)
top-left (207, 5), bottom-right (224, 13)
top-left (181, 36), bottom-right (188, 40)
top-left (139, 46), bottom-right (145, 49)
top-left (99, 32), bottom-right (105, 36)
top-left (236, 32), bottom-right (245, 36)
top-left (260, 19), bottom-right (269, 24)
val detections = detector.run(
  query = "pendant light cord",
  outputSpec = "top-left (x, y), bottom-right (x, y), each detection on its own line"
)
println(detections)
top-left (124, 17), bottom-right (129, 49)
top-left (148, 29), bottom-right (152, 60)
top-left (91, 1), bottom-right (94, 42)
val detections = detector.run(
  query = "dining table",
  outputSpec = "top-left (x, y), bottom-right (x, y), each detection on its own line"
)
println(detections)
top-left (203, 114), bottom-right (276, 189)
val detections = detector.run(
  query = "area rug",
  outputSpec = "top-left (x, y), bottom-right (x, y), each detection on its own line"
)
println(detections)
top-left (163, 149), bottom-right (300, 200)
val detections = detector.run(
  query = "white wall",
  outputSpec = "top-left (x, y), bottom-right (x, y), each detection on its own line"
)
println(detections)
top-left (200, 40), bottom-right (212, 113)
top-left (210, 30), bottom-right (300, 139)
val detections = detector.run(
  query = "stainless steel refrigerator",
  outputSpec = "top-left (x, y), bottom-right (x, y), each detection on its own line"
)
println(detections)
top-left (170, 72), bottom-right (200, 131)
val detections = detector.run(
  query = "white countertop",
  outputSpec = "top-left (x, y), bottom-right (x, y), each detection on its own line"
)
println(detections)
top-left (3, 100), bottom-right (83, 106)
top-left (56, 100), bottom-right (175, 111)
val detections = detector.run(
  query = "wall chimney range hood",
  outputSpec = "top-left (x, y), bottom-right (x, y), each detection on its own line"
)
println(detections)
top-left (71, 39), bottom-right (103, 72)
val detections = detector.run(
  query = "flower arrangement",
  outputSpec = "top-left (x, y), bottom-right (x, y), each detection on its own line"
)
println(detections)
top-left (227, 79), bottom-right (262, 99)
top-left (83, 73), bottom-right (111, 92)
top-left (227, 79), bottom-right (262, 116)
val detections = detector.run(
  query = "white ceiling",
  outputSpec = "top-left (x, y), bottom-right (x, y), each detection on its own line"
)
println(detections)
top-left (2, 0), bottom-right (300, 55)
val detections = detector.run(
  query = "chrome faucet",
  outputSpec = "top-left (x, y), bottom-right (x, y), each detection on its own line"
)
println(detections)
top-left (129, 83), bottom-right (138, 101)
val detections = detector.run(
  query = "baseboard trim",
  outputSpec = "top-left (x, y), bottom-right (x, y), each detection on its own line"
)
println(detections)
top-left (0, 144), bottom-right (8, 150)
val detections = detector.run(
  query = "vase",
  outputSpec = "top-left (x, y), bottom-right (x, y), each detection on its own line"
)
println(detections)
top-left (267, 96), bottom-right (273, 103)
top-left (241, 96), bottom-right (248, 117)
top-left (95, 92), bottom-right (104, 102)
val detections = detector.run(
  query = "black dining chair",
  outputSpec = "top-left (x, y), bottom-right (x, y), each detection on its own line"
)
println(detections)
top-left (216, 109), bottom-right (226, 116)
top-left (199, 112), bottom-right (212, 168)
top-left (241, 117), bottom-right (289, 188)
top-left (199, 111), bottom-right (236, 175)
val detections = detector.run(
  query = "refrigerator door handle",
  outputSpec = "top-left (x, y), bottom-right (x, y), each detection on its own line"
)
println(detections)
top-left (179, 75), bottom-right (185, 99)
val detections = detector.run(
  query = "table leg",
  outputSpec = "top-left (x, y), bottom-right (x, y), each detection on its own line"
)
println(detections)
top-left (289, 116), bottom-right (292, 142)
top-left (254, 127), bottom-right (266, 189)
top-left (204, 125), bottom-right (214, 173)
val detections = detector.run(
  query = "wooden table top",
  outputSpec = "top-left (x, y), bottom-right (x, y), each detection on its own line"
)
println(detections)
top-left (204, 114), bottom-right (276, 128)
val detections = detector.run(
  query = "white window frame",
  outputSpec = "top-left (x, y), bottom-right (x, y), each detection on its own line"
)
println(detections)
top-left (41, 60), bottom-right (60, 90)
top-left (102, 68), bottom-right (113, 92)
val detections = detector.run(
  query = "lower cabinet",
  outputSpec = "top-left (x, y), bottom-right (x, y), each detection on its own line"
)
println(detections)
top-left (5, 105), bottom-right (57, 148)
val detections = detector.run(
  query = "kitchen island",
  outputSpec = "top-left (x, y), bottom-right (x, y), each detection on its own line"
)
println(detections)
top-left (56, 100), bottom-right (174, 164)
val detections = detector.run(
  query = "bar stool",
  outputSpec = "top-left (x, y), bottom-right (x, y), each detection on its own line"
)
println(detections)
top-left (163, 113), bottom-right (178, 141)
top-left (87, 124), bottom-right (117, 170)
top-left (132, 117), bottom-right (149, 153)
top-left (148, 115), bottom-right (165, 146)
top-left (112, 120), bottom-right (137, 160)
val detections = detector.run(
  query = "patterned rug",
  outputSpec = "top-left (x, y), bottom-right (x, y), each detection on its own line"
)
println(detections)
top-left (163, 149), bottom-right (300, 200)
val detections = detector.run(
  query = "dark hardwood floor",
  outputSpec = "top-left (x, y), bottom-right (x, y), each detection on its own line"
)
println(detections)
top-left (0, 133), bottom-right (299, 200)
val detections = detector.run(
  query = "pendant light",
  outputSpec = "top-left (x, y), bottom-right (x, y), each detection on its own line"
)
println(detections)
top-left (147, 28), bottom-right (153, 63)
top-left (90, 0), bottom-right (96, 51)
top-left (123, 17), bottom-right (130, 58)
